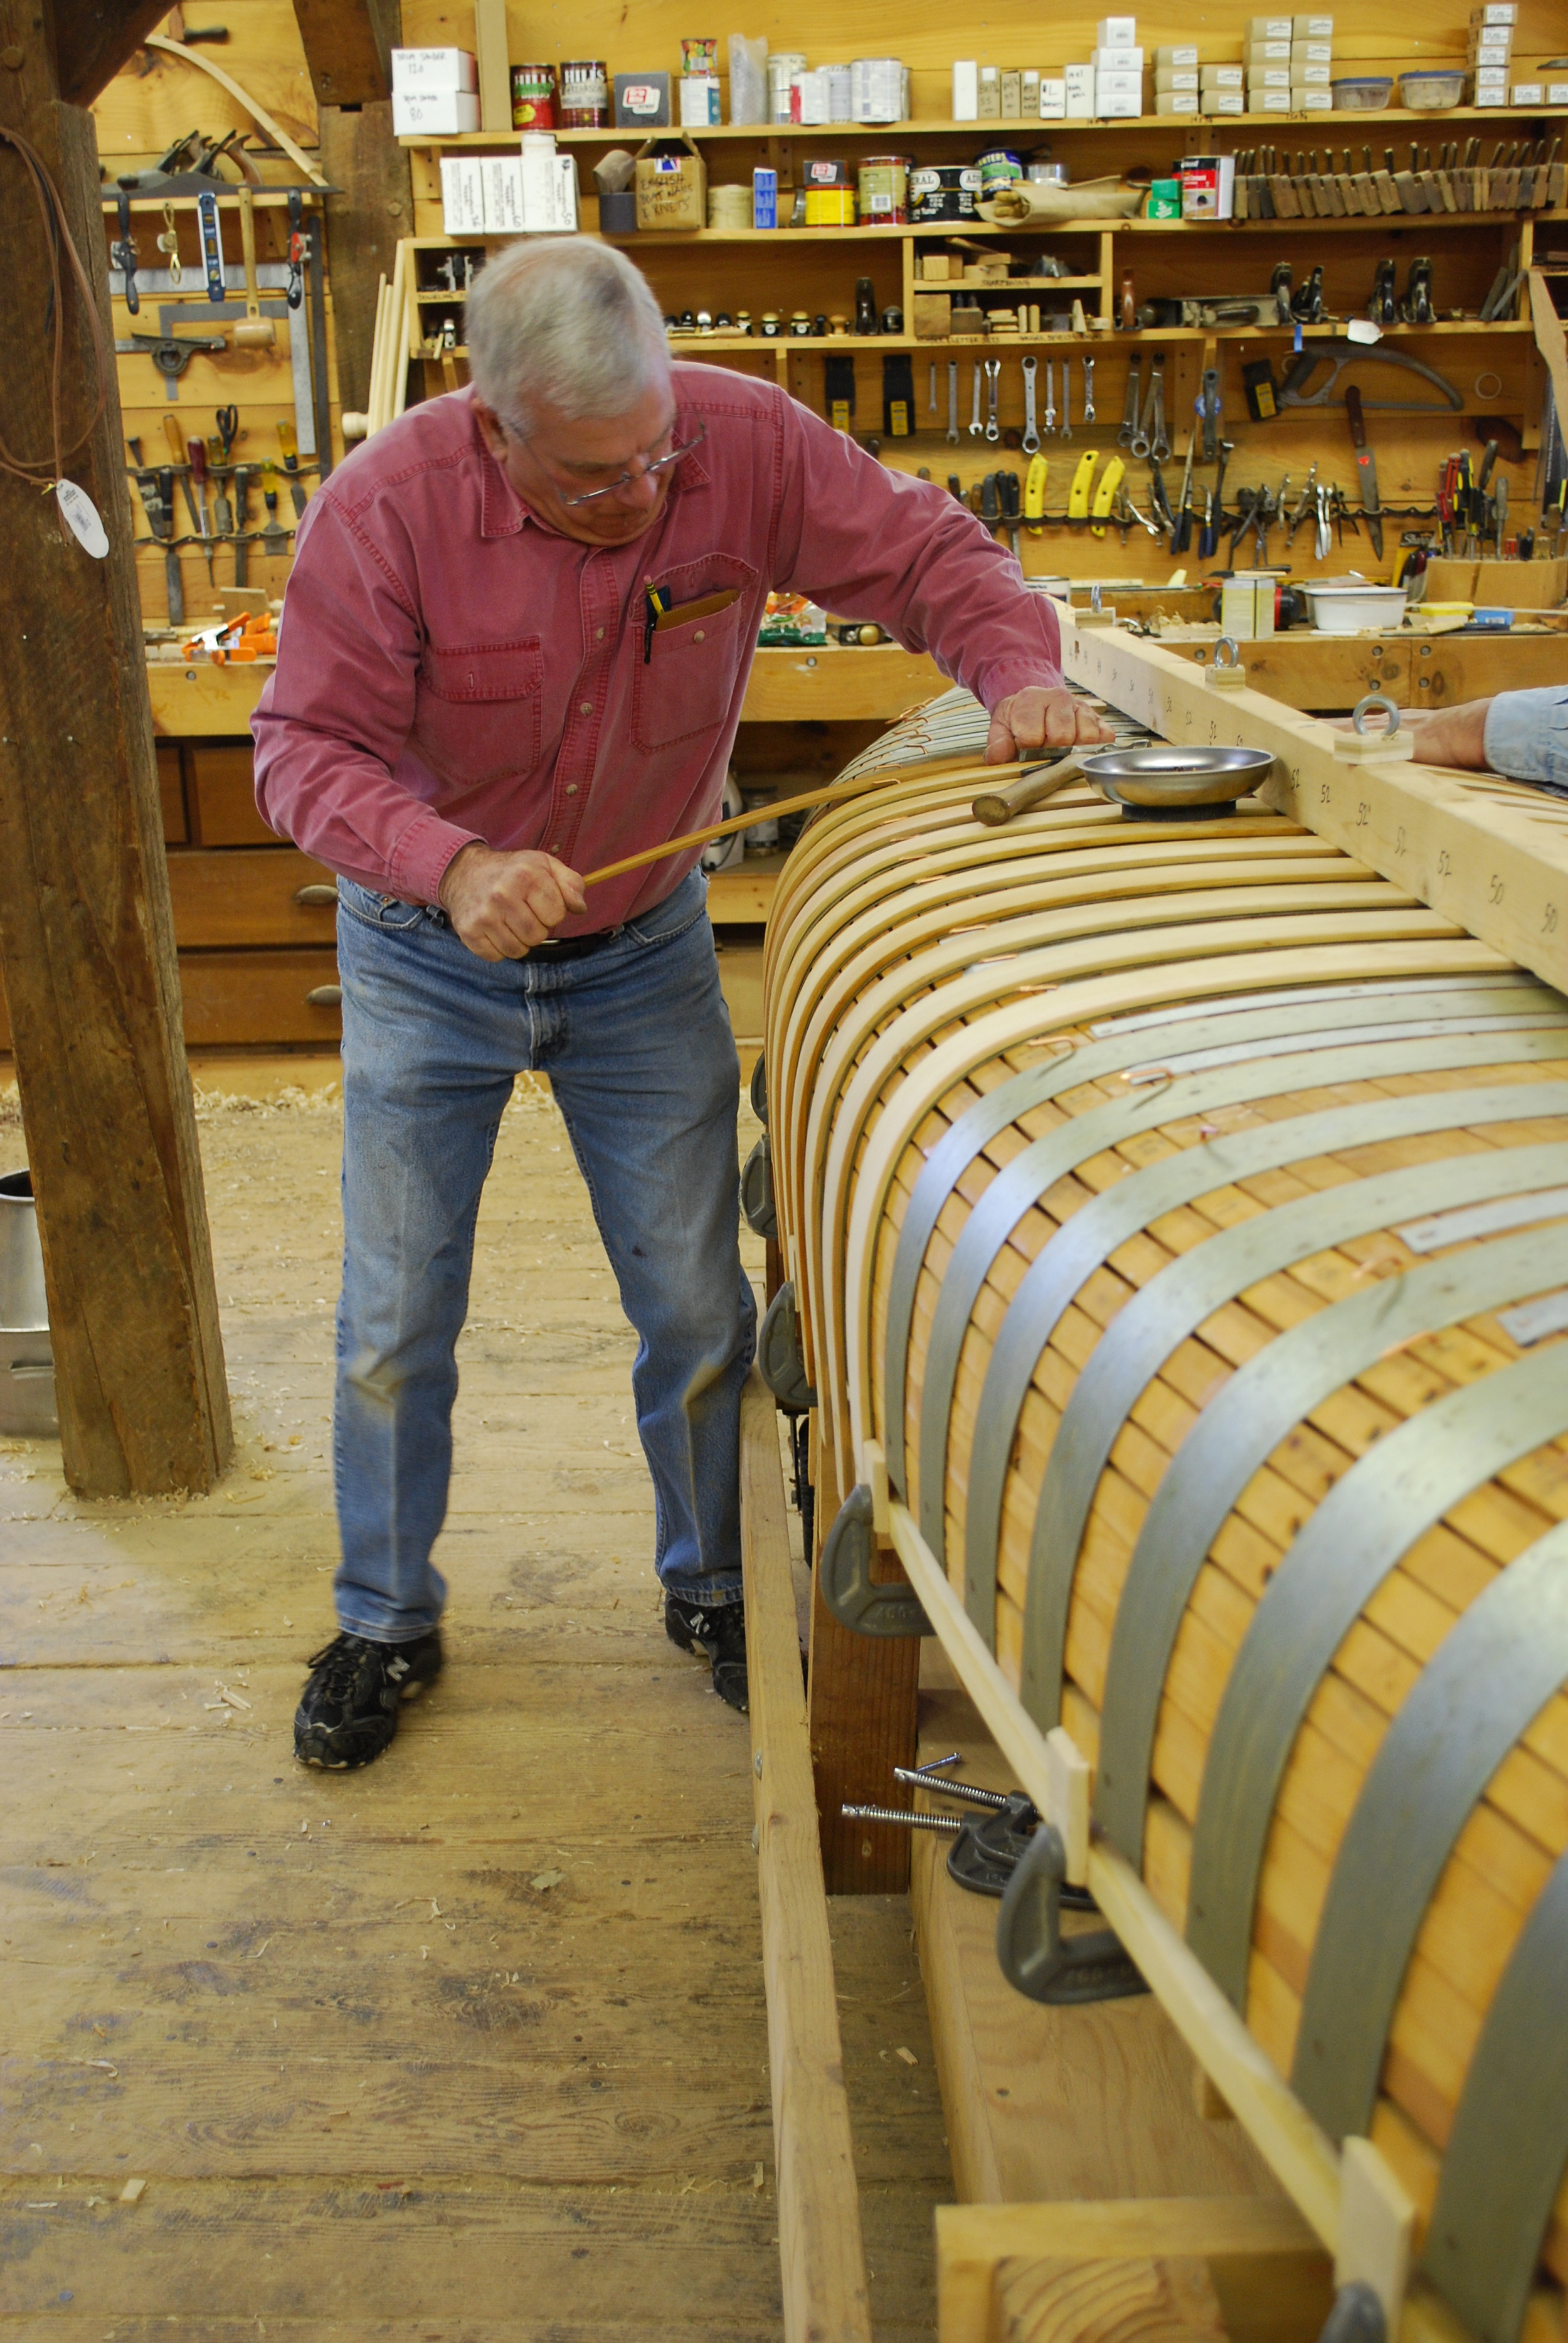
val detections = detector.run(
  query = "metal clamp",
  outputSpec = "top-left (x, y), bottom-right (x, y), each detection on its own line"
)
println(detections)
top-left (748, 1050), bottom-right (768, 1126)
top-left (995, 1822), bottom-right (1148, 2006)
top-left (818, 1484), bottom-right (932, 1637)
top-left (1316, 2285), bottom-right (1385, 2343)
top-left (741, 1132), bottom-right (776, 1238)
top-left (757, 1281), bottom-right (817, 1413)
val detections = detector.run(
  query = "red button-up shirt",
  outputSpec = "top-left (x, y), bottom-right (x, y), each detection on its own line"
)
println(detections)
top-left (252, 365), bottom-right (1062, 933)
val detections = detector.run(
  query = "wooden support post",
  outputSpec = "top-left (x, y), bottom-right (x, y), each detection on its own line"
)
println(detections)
top-left (319, 104), bottom-right (416, 417)
top-left (0, 1), bottom-right (233, 1496)
top-left (739, 1371), bottom-right (874, 2343)
top-left (807, 1408), bottom-right (921, 1895)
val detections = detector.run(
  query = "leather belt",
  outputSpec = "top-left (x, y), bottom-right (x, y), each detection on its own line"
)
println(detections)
top-left (526, 924), bottom-right (625, 962)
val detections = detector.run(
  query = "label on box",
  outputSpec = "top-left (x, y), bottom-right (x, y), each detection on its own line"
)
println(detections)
top-left (1251, 64), bottom-right (1292, 83)
top-left (1065, 88), bottom-right (1095, 115)
top-left (440, 156), bottom-right (486, 234)
top-left (1201, 63), bottom-right (1244, 84)
top-left (1295, 38), bottom-right (1333, 58)
top-left (1248, 38), bottom-right (1292, 57)
top-left (1291, 12), bottom-right (1333, 29)
top-left (1207, 88), bottom-right (1245, 109)
top-left (1157, 67), bottom-right (1200, 86)
top-left (1157, 92), bottom-right (1200, 112)
top-left (1253, 87), bottom-right (1293, 105)
top-left (1293, 61), bottom-right (1332, 81)
top-left (1064, 61), bottom-right (1095, 90)
top-left (1293, 84), bottom-right (1332, 103)
top-left (480, 155), bottom-right (524, 230)
top-left (1248, 16), bottom-right (1293, 36)
top-left (391, 46), bottom-right (477, 90)
top-left (1511, 81), bottom-right (1544, 100)
top-left (1040, 78), bottom-right (1067, 114)
top-left (1550, 80), bottom-right (1568, 101)
top-left (390, 88), bottom-right (480, 135)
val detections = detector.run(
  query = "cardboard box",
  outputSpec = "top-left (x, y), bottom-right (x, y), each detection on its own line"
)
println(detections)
top-left (1066, 85), bottom-right (1095, 116)
top-left (1156, 66), bottom-right (1200, 87)
top-left (953, 58), bottom-right (979, 117)
top-left (1065, 62), bottom-right (1095, 98)
top-left (1473, 67), bottom-right (1509, 88)
top-left (615, 72), bottom-right (671, 128)
top-left (480, 155), bottom-right (525, 231)
top-left (1094, 45), bottom-right (1144, 66)
top-left (1291, 61), bottom-right (1332, 82)
top-left (1001, 68), bottom-right (1022, 114)
top-left (1510, 80), bottom-right (1544, 100)
top-left (1251, 85), bottom-right (1293, 105)
top-left (1248, 14), bottom-right (1293, 35)
top-left (1097, 17), bottom-right (1138, 43)
top-left (390, 46), bottom-right (476, 90)
top-left (1207, 88), bottom-right (1246, 110)
top-left (634, 131), bottom-right (707, 230)
top-left (390, 88), bottom-right (479, 135)
top-left (1294, 38), bottom-right (1333, 59)
top-left (1022, 70), bottom-right (1041, 111)
top-left (1040, 77), bottom-right (1067, 115)
top-left (1157, 91), bottom-right (1200, 111)
top-left (1291, 11), bottom-right (1333, 28)
top-left (1249, 63), bottom-right (1292, 83)
top-left (440, 155), bottom-right (485, 235)
top-left (1550, 80), bottom-right (1568, 101)
top-left (1156, 43), bottom-right (1199, 63)
top-left (1247, 38), bottom-right (1292, 58)
top-left (1471, 2), bottom-right (1516, 21)
top-left (1291, 83), bottom-right (1332, 103)
top-left (1096, 91), bottom-right (1143, 112)
top-left (1096, 69), bottom-right (1144, 97)
top-left (521, 135), bottom-right (579, 230)
top-left (978, 63), bottom-right (1001, 115)
top-left (1200, 63), bottom-right (1245, 85)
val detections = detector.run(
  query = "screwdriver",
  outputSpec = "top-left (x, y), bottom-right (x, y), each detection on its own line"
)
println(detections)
top-left (187, 437), bottom-right (214, 582)
top-left (1199, 485), bottom-right (1216, 560)
top-left (1169, 435), bottom-right (1195, 555)
top-left (276, 418), bottom-right (308, 519)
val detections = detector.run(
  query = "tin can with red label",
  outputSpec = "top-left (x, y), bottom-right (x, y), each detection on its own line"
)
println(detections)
top-left (558, 59), bottom-right (608, 127)
top-left (511, 62), bottom-right (558, 129)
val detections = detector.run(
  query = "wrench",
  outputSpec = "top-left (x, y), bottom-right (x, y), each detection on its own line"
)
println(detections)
top-left (1044, 359), bottom-right (1057, 437)
top-left (1059, 358), bottom-right (1073, 443)
top-left (1149, 356), bottom-right (1170, 461)
top-left (1118, 358), bottom-right (1142, 449)
top-left (946, 359), bottom-right (960, 445)
top-left (970, 363), bottom-right (984, 438)
top-left (1020, 355), bottom-right (1040, 454)
top-left (983, 357), bottom-right (1001, 443)
top-left (1130, 358), bottom-right (1157, 459)
top-left (1082, 356), bottom-right (1095, 424)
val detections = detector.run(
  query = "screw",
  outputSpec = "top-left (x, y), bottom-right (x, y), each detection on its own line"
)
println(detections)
top-left (893, 1766), bottom-right (1011, 1810)
top-left (840, 1804), bottom-right (961, 1833)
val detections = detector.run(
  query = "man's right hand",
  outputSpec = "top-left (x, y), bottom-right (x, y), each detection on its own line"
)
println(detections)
top-left (438, 843), bottom-right (588, 960)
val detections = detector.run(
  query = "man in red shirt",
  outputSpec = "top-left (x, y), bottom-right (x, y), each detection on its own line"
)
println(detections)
top-left (254, 235), bottom-right (1110, 1767)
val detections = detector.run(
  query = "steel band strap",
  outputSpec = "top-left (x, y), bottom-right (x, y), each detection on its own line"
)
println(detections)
top-left (882, 984), bottom-right (1564, 1493)
top-left (1421, 1847), bottom-right (1568, 2343)
top-left (1022, 1127), bottom-right (1568, 1733)
top-left (966, 1104), bottom-right (1568, 1654)
top-left (1184, 1331), bottom-right (1568, 2005)
top-left (1083, 970), bottom-right (1542, 1040)
top-left (1291, 1516), bottom-right (1568, 2144)
top-left (914, 1029), bottom-right (1568, 1571)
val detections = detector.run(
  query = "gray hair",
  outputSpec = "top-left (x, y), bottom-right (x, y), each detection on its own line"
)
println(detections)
top-left (467, 238), bottom-right (670, 427)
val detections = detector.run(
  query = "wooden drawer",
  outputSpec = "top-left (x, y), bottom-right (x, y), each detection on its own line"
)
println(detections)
top-left (188, 743), bottom-right (283, 846)
top-left (167, 849), bottom-right (339, 947)
top-left (176, 949), bottom-right (342, 1045)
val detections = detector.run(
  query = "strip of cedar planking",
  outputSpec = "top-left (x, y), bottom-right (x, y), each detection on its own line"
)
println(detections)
top-left (739, 1371), bottom-right (874, 2343)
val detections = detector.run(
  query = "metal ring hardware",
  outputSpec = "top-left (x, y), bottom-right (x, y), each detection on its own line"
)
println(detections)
top-left (1350, 691), bottom-right (1401, 739)
top-left (1212, 635), bottom-right (1241, 669)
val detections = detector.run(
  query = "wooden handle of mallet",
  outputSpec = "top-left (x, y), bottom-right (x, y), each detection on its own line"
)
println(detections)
top-left (581, 753), bottom-right (1020, 889)
top-left (970, 753), bottom-right (1085, 826)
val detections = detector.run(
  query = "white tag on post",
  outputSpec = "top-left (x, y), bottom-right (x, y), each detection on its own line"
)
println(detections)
top-left (55, 479), bottom-right (109, 558)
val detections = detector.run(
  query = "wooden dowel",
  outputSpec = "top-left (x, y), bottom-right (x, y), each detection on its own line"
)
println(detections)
top-left (580, 755), bottom-right (1047, 889)
top-left (972, 754), bottom-right (1084, 826)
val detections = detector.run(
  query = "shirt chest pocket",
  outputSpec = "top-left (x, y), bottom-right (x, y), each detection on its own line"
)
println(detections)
top-left (413, 638), bottom-right (544, 784)
top-left (632, 570), bottom-right (755, 755)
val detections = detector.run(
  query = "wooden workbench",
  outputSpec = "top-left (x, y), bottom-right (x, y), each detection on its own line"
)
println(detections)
top-left (1149, 624), bottom-right (1568, 711)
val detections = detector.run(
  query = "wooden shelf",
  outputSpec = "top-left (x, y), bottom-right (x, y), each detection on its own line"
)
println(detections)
top-left (401, 102), bottom-right (1566, 150)
top-left (409, 211), bottom-right (1565, 247)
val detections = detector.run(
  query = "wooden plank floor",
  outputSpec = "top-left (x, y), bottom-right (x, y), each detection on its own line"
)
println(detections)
top-left (0, 1067), bottom-right (946, 2340)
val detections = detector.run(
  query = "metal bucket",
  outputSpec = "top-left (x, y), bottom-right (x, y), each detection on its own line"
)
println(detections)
top-left (0, 1170), bottom-right (56, 1437)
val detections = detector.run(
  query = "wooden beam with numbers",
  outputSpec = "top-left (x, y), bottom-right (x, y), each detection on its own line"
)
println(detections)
top-left (0, 1), bottom-right (233, 1495)
top-left (1057, 614), bottom-right (1568, 998)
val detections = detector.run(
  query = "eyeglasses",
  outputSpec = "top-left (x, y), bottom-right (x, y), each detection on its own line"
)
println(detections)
top-left (505, 417), bottom-right (707, 507)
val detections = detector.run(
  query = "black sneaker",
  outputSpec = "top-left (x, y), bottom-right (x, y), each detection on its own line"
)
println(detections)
top-left (294, 1630), bottom-right (443, 1769)
top-left (664, 1593), bottom-right (748, 1714)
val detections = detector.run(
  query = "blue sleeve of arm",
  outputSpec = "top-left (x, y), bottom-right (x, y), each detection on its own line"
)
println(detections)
top-left (1482, 689), bottom-right (1568, 790)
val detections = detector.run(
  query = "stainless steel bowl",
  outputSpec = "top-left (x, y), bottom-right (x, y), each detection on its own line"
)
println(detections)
top-left (1079, 741), bottom-right (1276, 812)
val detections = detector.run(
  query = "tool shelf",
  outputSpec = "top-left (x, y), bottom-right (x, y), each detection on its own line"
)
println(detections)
top-left (402, 104), bottom-right (1564, 149)
top-left (98, 189), bottom-right (328, 210)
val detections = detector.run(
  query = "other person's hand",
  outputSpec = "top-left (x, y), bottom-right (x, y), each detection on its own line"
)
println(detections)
top-left (438, 844), bottom-right (588, 960)
top-left (985, 686), bottom-right (1118, 763)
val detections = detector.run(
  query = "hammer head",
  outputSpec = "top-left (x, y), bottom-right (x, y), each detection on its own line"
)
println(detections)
top-left (232, 318), bottom-right (277, 348)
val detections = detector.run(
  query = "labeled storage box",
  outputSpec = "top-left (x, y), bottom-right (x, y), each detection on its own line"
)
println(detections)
top-left (391, 88), bottom-right (480, 135)
top-left (615, 72), bottom-right (671, 127)
top-left (391, 46), bottom-right (477, 90)
top-left (635, 131), bottom-right (707, 230)
top-left (440, 156), bottom-right (485, 235)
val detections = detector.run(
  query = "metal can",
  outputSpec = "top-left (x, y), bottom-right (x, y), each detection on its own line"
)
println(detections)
top-left (681, 36), bottom-right (718, 75)
top-left (766, 51), bottom-right (807, 123)
top-left (511, 62), bottom-right (558, 129)
top-left (977, 147), bottom-right (1024, 196)
top-left (908, 162), bottom-right (981, 222)
top-left (857, 153), bottom-right (911, 221)
top-left (803, 184), bottom-right (857, 225)
top-left (558, 58), bottom-right (608, 127)
top-left (850, 56), bottom-right (903, 121)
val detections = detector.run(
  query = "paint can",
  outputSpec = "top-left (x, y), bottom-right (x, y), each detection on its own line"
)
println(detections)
top-left (977, 147), bottom-right (1024, 195)
top-left (766, 52), bottom-right (807, 123)
top-left (857, 154), bottom-right (911, 222)
top-left (558, 59), bottom-right (608, 127)
top-left (803, 156), bottom-right (856, 225)
top-left (511, 62), bottom-right (558, 129)
top-left (850, 56), bottom-right (903, 121)
top-left (909, 162), bottom-right (980, 222)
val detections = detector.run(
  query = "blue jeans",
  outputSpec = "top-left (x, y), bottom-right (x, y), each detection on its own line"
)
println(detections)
top-left (331, 866), bottom-right (755, 1642)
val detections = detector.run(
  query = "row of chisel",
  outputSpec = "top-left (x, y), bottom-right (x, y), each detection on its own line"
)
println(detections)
top-left (1232, 136), bottom-right (1564, 220)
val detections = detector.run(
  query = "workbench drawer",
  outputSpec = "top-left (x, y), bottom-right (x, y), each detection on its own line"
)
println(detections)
top-left (188, 743), bottom-right (282, 846)
top-left (167, 849), bottom-right (340, 948)
top-left (176, 950), bottom-right (344, 1045)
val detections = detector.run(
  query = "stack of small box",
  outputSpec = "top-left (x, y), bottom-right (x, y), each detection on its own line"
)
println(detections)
top-left (1469, 3), bottom-right (1513, 105)
top-left (1200, 56), bottom-right (1245, 115)
top-left (391, 46), bottom-right (480, 137)
top-left (1242, 15), bottom-right (1333, 111)
top-left (1154, 45), bottom-right (1199, 115)
top-left (1093, 16), bottom-right (1143, 116)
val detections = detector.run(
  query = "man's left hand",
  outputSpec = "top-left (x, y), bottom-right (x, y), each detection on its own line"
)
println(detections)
top-left (985, 687), bottom-right (1117, 764)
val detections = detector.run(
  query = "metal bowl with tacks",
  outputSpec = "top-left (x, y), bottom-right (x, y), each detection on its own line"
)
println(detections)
top-left (1080, 742), bottom-right (1276, 817)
